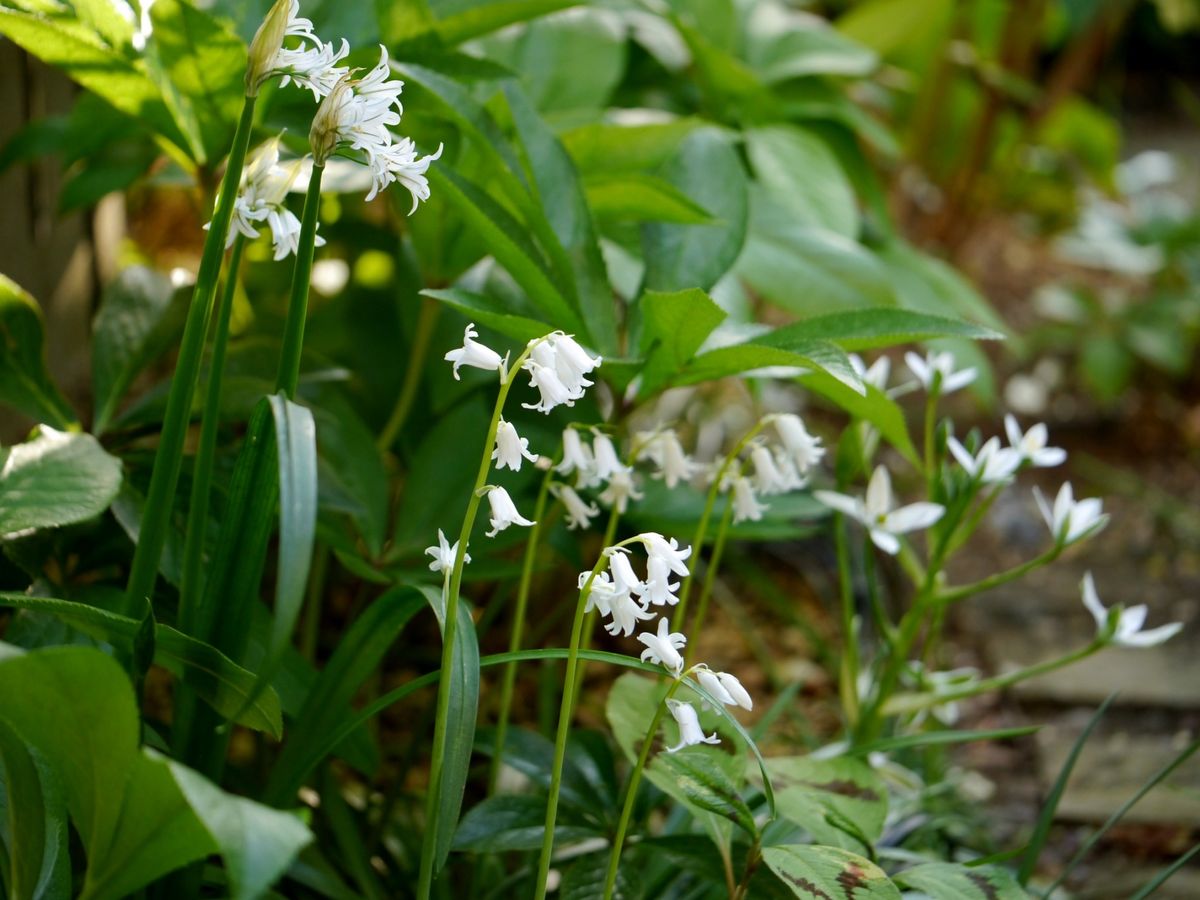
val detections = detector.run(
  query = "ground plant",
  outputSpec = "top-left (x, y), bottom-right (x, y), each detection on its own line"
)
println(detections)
top-left (0, 1), bottom-right (1194, 898)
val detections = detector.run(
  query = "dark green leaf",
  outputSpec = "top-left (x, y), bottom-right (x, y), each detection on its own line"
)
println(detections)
top-left (559, 850), bottom-right (634, 900)
top-left (894, 862), bottom-right (1028, 899)
top-left (770, 309), bottom-right (1003, 351)
top-left (421, 288), bottom-right (554, 344)
top-left (767, 756), bottom-right (887, 850)
top-left (799, 371), bottom-right (918, 465)
top-left (0, 429), bottom-right (122, 541)
top-left (681, 338), bottom-right (863, 393)
top-left (0, 717), bottom-right (69, 900)
top-left (0, 275), bottom-right (76, 428)
top-left (763, 845), bottom-right (900, 899)
top-left (652, 748), bottom-right (758, 836)
top-left (452, 794), bottom-right (599, 852)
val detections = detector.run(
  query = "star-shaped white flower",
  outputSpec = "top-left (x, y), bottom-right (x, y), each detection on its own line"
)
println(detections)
top-left (424, 528), bottom-right (468, 573)
top-left (1081, 572), bottom-right (1182, 648)
top-left (637, 617), bottom-right (687, 674)
top-left (814, 466), bottom-right (945, 555)
top-left (1033, 482), bottom-right (1106, 545)
top-left (1005, 415), bottom-right (1067, 468)
top-left (849, 354), bottom-right (891, 391)
top-left (905, 350), bottom-right (976, 395)
top-left (947, 436), bottom-right (1021, 484)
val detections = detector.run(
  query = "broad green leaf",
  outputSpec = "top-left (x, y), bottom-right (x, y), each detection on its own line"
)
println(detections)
top-left (73, 0), bottom-right (135, 47)
top-left (0, 9), bottom-right (188, 155)
top-left (0, 275), bottom-right (76, 428)
top-left (231, 394), bottom-right (318, 724)
top-left (91, 266), bottom-right (182, 434)
top-left (311, 393), bottom-right (389, 558)
top-left (681, 337), bottom-right (863, 393)
top-left (265, 586), bottom-right (426, 804)
top-left (148, 0), bottom-right (247, 165)
top-left (875, 240), bottom-right (1006, 334)
top-left (451, 794), bottom-right (599, 852)
top-left (607, 671), bottom-right (671, 763)
top-left (561, 120), bottom-right (699, 176)
top-left (0, 718), bottom-right (69, 900)
top-left (434, 0), bottom-right (576, 45)
top-left (428, 166), bottom-right (582, 331)
top-left (424, 586), bottom-right (480, 871)
top-left (769, 309), bottom-right (1003, 351)
top-left (746, 126), bottom-right (859, 238)
top-left (638, 288), bottom-right (727, 393)
top-left (837, 0), bottom-right (952, 58)
top-left (799, 371), bottom-right (918, 464)
top-left (584, 173), bottom-right (713, 224)
top-left (167, 760), bottom-right (312, 900)
top-left (893, 862), bottom-right (1028, 899)
top-left (746, 7), bottom-right (877, 82)
top-left (766, 755), bottom-right (887, 850)
top-left (421, 288), bottom-right (554, 344)
top-left (0, 593), bottom-right (284, 737)
top-left (652, 747), bottom-right (758, 836)
top-left (0, 429), bottom-right (122, 541)
top-left (643, 128), bottom-right (749, 293)
top-left (559, 850), bottom-right (634, 900)
top-left (763, 845), bottom-right (901, 899)
top-left (476, 726), bottom-right (600, 814)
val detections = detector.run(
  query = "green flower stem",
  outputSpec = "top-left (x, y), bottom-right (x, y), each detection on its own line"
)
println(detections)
top-left (571, 506), bottom-right (622, 713)
top-left (275, 162), bottom-right (324, 398)
top-left (834, 512), bottom-right (860, 726)
top-left (671, 421), bottom-right (765, 632)
top-left (935, 544), bottom-right (1062, 605)
top-left (488, 465), bottom-right (555, 794)
top-left (603, 677), bottom-right (685, 899)
top-left (178, 233), bottom-right (246, 636)
top-left (378, 295), bottom-right (440, 450)
top-left (923, 388), bottom-right (939, 487)
top-left (944, 483), bottom-right (1002, 558)
top-left (534, 537), bottom-right (638, 900)
top-left (122, 96), bottom-right (257, 617)
top-left (417, 346), bottom-right (538, 900)
top-left (882, 640), bottom-right (1104, 716)
top-left (682, 490), bottom-right (734, 669)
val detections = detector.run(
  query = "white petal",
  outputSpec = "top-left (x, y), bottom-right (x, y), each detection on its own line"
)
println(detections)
top-left (1119, 622), bottom-right (1183, 648)
top-left (1079, 572), bottom-right (1108, 630)
top-left (814, 491), bottom-right (864, 523)
top-left (869, 528), bottom-right (901, 555)
top-left (883, 502), bottom-right (945, 534)
top-left (865, 466), bottom-right (893, 518)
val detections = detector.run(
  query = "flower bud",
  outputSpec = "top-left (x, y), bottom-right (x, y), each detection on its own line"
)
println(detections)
top-left (245, 0), bottom-right (292, 96)
top-left (309, 75), bottom-right (351, 164)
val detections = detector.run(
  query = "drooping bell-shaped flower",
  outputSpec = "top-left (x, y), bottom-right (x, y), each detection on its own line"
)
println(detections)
top-left (730, 475), bottom-right (766, 524)
top-left (522, 362), bottom-right (576, 413)
top-left (581, 570), bottom-right (619, 618)
top-left (552, 483), bottom-right (600, 531)
top-left (637, 617), bottom-right (687, 674)
top-left (642, 555), bottom-right (679, 607)
top-left (445, 323), bottom-right (505, 381)
top-left (947, 436), bottom-right (1021, 485)
top-left (548, 332), bottom-right (602, 392)
top-left (599, 469), bottom-right (643, 514)
top-left (750, 444), bottom-right (792, 496)
top-left (604, 591), bottom-right (655, 637)
top-left (592, 433), bottom-right (630, 483)
top-left (1005, 415), bottom-right (1067, 468)
top-left (696, 669), bottom-right (736, 706)
top-left (637, 533), bottom-right (691, 578)
top-left (716, 672), bottom-right (753, 710)
top-left (1033, 482), bottom-right (1106, 545)
top-left (771, 414), bottom-right (825, 473)
top-left (636, 429), bottom-right (698, 489)
top-left (424, 528), bottom-right (468, 573)
top-left (557, 428), bottom-right (600, 488)
top-left (366, 136), bottom-right (443, 208)
top-left (1080, 572), bottom-right (1182, 648)
top-left (604, 547), bottom-right (645, 597)
top-left (665, 700), bottom-right (720, 752)
top-left (814, 466), bottom-right (945, 555)
top-left (484, 486), bottom-right (536, 537)
top-left (905, 350), bottom-right (976, 395)
top-left (492, 419), bottom-right (539, 472)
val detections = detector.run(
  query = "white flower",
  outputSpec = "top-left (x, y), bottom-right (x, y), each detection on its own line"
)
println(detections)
top-left (366, 136), bottom-right (443, 208)
top-left (697, 669), bottom-right (753, 711)
top-left (636, 429), bottom-right (698, 489)
top-left (642, 555), bottom-right (679, 607)
top-left (275, 37), bottom-right (350, 100)
top-left (598, 470), bottom-right (643, 514)
top-left (217, 140), bottom-right (325, 260)
top-left (771, 414), bottom-right (825, 473)
top-left (604, 547), bottom-right (645, 597)
top-left (637, 617), bottom-right (687, 674)
top-left (1081, 572), bottom-right (1182, 648)
top-left (1005, 415), bottom-right (1067, 468)
top-left (665, 700), bottom-right (720, 752)
top-left (947, 436), bottom-right (1021, 484)
top-left (605, 591), bottom-right (654, 637)
top-left (772, 449), bottom-right (808, 491)
top-left (492, 419), bottom-right (538, 472)
top-left (551, 484), bottom-right (600, 531)
top-left (247, 0), bottom-right (348, 99)
top-left (849, 354), bottom-right (891, 391)
top-left (716, 672), bottom-right (753, 710)
top-left (581, 571), bottom-right (619, 618)
top-left (637, 533), bottom-right (691, 578)
top-left (905, 350), bottom-right (977, 394)
top-left (591, 433), bottom-right (630, 483)
top-left (557, 428), bottom-right (599, 488)
top-left (444, 323), bottom-right (505, 380)
top-left (750, 444), bottom-right (792, 496)
top-left (1033, 483), bottom-right (1107, 545)
top-left (546, 332), bottom-right (602, 395)
top-left (730, 476), bottom-right (766, 524)
top-left (814, 466), bottom-right (945, 555)
top-left (484, 486), bottom-right (536, 537)
top-left (424, 528), bottom-right (468, 573)
top-left (522, 362), bottom-right (576, 414)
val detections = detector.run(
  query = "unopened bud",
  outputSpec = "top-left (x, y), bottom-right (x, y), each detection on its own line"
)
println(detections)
top-left (309, 75), bottom-right (351, 164)
top-left (245, 0), bottom-right (292, 96)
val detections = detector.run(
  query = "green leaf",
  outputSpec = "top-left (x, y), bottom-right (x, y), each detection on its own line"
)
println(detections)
top-left (91, 266), bottom-right (182, 434)
top-left (875, 241), bottom-right (1006, 334)
top-left (766, 756), bottom-right (888, 850)
top-left (847, 726), bottom-right (1039, 756)
top-left (0, 274), bottom-right (76, 428)
top-left (231, 394), bottom-right (318, 724)
top-left (799, 371), bottom-right (918, 464)
top-left (585, 173), bottom-right (713, 224)
top-left (434, 0), bottom-right (576, 45)
top-left (0, 429), bottom-right (122, 541)
top-left (73, 0), bottom-right (135, 47)
top-left (424, 586), bottom-right (480, 872)
top-left (772, 308), bottom-right (1002, 350)
top-left (637, 288), bottom-right (727, 393)
top-left (0, 9), bottom-right (188, 156)
top-left (562, 120), bottom-right (699, 176)
top-left (421, 288), bottom-right (554, 344)
top-left (652, 748), bottom-right (758, 836)
top-left (265, 586), bottom-right (427, 804)
top-left (560, 850), bottom-right (635, 900)
top-left (147, 0), bottom-right (247, 166)
top-left (166, 759), bottom-right (312, 900)
top-left (893, 862), bottom-right (1028, 899)
top-left (763, 845), bottom-right (901, 899)
top-left (746, 12), bottom-right (878, 82)
top-left (0, 593), bottom-right (284, 737)
top-left (681, 337), bottom-right (864, 394)
top-left (746, 126), bottom-right (859, 238)
top-left (0, 717), bottom-right (69, 900)
top-left (452, 794), bottom-right (599, 852)
top-left (310, 393), bottom-right (389, 558)
top-left (643, 127), bottom-right (749, 293)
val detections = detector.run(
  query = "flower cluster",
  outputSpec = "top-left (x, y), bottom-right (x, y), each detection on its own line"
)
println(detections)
top-left (222, 138), bottom-right (325, 260)
top-left (557, 428), bottom-right (643, 514)
top-left (246, 0), bottom-right (348, 99)
top-left (719, 413), bottom-right (825, 525)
